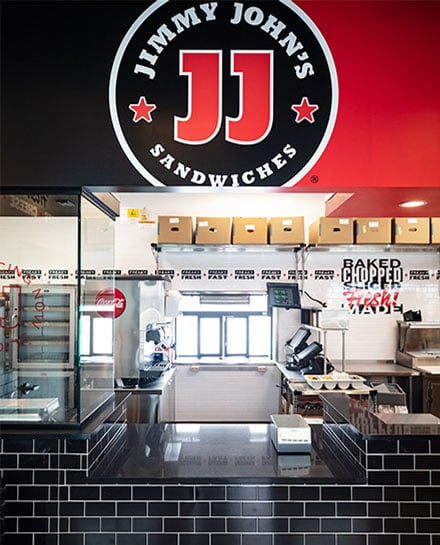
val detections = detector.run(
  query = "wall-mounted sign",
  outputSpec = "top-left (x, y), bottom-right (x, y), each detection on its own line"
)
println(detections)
top-left (110, 0), bottom-right (338, 188)
top-left (2, 1), bottom-right (439, 190)
top-left (95, 288), bottom-right (127, 318)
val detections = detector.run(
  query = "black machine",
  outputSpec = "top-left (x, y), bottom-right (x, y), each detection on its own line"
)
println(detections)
top-left (286, 327), bottom-right (311, 355)
top-left (285, 338), bottom-right (332, 374)
top-left (267, 282), bottom-right (301, 311)
top-left (287, 341), bottom-right (322, 370)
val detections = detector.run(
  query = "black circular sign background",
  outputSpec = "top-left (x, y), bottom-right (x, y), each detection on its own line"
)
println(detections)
top-left (109, 0), bottom-right (338, 187)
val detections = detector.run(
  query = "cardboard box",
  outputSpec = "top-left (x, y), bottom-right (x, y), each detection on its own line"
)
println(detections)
top-left (232, 217), bottom-right (267, 244)
top-left (431, 218), bottom-right (440, 244)
top-left (393, 217), bottom-right (430, 244)
top-left (269, 217), bottom-right (305, 244)
top-left (157, 216), bottom-right (193, 244)
top-left (355, 218), bottom-right (392, 244)
top-left (308, 217), bottom-right (354, 244)
top-left (195, 217), bottom-right (231, 244)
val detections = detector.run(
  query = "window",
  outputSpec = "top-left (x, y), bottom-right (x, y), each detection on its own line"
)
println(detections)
top-left (79, 315), bottom-right (113, 356)
top-left (175, 293), bottom-right (271, 359)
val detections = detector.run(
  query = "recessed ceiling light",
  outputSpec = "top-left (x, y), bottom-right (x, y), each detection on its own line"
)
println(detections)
top-left (398, 200), bottom-right (428, 208)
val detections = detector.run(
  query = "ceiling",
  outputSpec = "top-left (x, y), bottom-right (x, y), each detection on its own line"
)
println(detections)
top-left (325, 187), bottom-right (440, 218)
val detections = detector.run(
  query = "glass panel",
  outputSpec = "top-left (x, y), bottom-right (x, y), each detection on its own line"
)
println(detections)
top-left (200, 317), bottom-right (221, 355)
top-left (249, 315), bottom-right (271, 356)
top-left (176, 315), bottom-right (198, 356)
top-left (0, 191), bottom-right (116, 426)
top-left (78, 195), bottom-right (115, 422)
top-left (0, 193), bottom-right (80, 424)
top-left (225, 316), bottom-right (247, 355)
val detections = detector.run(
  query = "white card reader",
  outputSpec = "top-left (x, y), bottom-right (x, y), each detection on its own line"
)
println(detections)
top-left (270, 414), bottom-right (312, 453)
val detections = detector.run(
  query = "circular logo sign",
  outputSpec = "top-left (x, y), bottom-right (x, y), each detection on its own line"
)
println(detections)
top-left (95, 288), bottom-right (126, 318)
top-left (109, 0), bottom-right (338, 188)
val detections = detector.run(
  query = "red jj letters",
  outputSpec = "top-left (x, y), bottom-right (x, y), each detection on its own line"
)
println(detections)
top-left (175, 50), bottom-right (273, 144)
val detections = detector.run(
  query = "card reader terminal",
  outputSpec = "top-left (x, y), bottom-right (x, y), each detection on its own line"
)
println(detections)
top-left (270, 414), bottom-right (312, 453)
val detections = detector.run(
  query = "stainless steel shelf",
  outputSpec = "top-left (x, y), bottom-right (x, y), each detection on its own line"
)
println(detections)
top-left (306, 244), bottom-right (440, 253)
top-left (155, 243), bottom-right (439, 253)
top-left (155, 244), bottom-right (304, 253)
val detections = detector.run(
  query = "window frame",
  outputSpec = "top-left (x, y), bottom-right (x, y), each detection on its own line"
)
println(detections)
top-left (176, 310), bottom-right (272, 359)
top-left (79, 314), bottom-right (114, 357)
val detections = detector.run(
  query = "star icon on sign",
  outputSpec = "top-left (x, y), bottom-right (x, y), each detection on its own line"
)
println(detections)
top-left (291, 97), bottom-right (319, 123)
top-left (129, 97), bottom-right (157, 123)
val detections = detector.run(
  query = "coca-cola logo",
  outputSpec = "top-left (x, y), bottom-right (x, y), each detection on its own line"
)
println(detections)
top-left (95, 288), bottom-right (126, 318)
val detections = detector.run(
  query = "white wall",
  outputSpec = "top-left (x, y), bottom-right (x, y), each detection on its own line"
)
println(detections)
top-left (113, 192), bottom-right (440, 363)
top-left (2, 193), bottom-right (438, 364)
top-left (114, 192), bottom-right (326, 273)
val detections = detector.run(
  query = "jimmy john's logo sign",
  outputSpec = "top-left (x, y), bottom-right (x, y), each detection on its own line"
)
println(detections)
top-left (109, 1), bottom-right (338, 187)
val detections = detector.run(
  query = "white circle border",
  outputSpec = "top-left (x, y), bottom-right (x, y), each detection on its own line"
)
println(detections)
top-left (108, 0), bottom-right (339, 188)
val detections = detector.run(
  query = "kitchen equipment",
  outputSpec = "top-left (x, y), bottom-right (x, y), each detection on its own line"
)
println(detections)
top-left (304, 373), bottom-right (366, 391)
top-left (285, 327), bottom-right (311, 368)
top-left (109, 276), bottom-right (174, 384)
top-left (396, 321), bottom-right (440, 369)
top-left (8, 285), bottom-right (76, 369)
top-left (270, 414), bottom-right (311, 453)
top-left (370, 382), bottom-right (407, 413)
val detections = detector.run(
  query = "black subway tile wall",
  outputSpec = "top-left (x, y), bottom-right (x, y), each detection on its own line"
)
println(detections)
top-left (1, 412), bottom-right (439, 545)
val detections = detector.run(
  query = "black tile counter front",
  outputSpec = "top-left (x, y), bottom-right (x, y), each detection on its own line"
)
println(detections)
top-left (1, 392), bottom-right (440, 545)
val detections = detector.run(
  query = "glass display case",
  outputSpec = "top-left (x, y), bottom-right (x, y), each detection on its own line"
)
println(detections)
top-left (396, 320), bottom-right (440, 369)
top-left (0, 190), bottom-right (118, 426)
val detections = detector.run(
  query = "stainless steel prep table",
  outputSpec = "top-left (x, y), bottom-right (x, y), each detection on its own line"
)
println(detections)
top-left (340, 360), bottom-right (420, 412)
top-left (275, 362), bottom-right (375, 417)
top-left (276, 361), bottom-right (420, 406)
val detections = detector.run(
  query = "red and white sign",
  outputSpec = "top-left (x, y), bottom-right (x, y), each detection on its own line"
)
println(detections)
top-left (95, 288), bottom-right (126, 318)
top-left (110, 0), bottom-right (338, 188)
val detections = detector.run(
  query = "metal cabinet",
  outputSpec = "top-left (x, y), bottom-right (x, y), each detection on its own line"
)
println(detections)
top-left (9, 285), bottom-right (76, 369)
top-left (158, 372), bottom-right (175, 422)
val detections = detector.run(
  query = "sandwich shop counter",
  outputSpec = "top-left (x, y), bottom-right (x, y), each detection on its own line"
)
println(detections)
top-left (1, 385), bottom-right (440, 545)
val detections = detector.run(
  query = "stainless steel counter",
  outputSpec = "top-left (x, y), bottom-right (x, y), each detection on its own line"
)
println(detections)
top-left (275, 360), bottom-right (420, 412)
top-left (114, 367), bottom-right (175, 423)
top-left (341, 360), bottom-right (420, 377)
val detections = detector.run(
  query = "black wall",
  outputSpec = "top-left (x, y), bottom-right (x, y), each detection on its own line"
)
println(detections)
top-left (1, 1), bottom-right (152, 189)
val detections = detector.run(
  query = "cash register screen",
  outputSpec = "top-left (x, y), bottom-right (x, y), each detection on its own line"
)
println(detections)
top-left (267, 282), bottom-right (301, 310)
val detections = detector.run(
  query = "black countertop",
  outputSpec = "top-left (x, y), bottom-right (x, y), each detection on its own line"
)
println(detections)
top-left (90, 422), bottom-right (365, 484)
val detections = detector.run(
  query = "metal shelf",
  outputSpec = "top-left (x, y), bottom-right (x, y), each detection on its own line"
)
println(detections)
top-left (305, 244), bottom-right (440, 253)
top-left (396, 320), bottom-right (440, 329)
top-left (155, 243), bottom-right (304, 253)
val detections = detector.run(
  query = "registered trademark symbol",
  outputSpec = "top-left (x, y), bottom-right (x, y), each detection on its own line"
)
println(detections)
top-left (310, 175), bottom-right (319, 183)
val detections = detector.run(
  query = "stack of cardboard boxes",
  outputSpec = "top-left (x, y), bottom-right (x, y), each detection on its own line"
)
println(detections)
top-left (157, 215), bottom-right (440, 245)
top-left (157, 216), bottom-right (305, 245)
top-left (309, 217), bottom-right (437, 244)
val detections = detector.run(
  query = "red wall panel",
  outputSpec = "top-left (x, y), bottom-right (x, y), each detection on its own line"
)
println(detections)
top-left (295, 0), bottom-right (440, 189)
